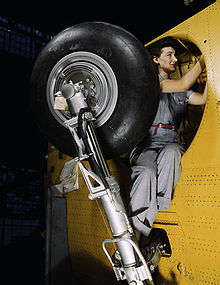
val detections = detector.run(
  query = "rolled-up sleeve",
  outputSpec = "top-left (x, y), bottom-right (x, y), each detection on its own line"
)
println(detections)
top-left (185, 89), bottom-right (194, 103)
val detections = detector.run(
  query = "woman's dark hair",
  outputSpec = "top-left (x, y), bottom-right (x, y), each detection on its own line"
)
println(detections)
top-left (147, 36), bottom-right (179, 58)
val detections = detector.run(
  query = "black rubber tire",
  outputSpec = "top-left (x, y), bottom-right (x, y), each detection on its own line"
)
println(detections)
top-left (31, 22), bottom-right (159, 159)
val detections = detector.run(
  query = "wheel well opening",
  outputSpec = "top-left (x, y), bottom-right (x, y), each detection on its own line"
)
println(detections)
top-left (170, 38), bottom-right (207, 149)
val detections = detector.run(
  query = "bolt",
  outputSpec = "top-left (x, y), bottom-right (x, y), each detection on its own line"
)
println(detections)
top-left (90, 91), bottom-right (96, 97)
top-left (150, 264), bottom-right (155, 271)
top-left (59, 72), bottom-right (65, 79)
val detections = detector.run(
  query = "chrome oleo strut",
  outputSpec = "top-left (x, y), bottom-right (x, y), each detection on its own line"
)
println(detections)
top-left (60, 81), bottom-right (155, 285)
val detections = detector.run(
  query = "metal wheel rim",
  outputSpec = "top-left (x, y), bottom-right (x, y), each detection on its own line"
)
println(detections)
top-left (46, 51), bottom-right (118, 127)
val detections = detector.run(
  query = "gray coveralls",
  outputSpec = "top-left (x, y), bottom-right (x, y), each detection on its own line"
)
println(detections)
top-left (129, 75), bottom-right (193, 236)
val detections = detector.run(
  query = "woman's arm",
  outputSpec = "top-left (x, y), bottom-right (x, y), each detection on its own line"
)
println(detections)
top-left (188, 81), bottom-right (207, 105)
top-left (160, 55), bottom-right (206, 93)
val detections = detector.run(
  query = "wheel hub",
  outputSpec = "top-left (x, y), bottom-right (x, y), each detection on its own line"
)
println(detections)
top-left (46, 51), bottom-right (118, 128)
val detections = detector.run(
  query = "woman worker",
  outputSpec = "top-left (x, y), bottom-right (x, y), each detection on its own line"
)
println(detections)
top-left (129, 37), bottom-right (207, 240)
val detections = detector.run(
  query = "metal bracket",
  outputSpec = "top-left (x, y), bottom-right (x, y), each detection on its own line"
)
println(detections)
top-left (78, 161), bottom-right (107, 200)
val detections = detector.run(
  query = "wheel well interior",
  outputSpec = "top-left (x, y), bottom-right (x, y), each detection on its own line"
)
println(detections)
top-left (170, 38), bottom-right (207, 149)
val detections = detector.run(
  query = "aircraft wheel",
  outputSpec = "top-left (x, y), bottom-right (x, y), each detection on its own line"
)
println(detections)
top-left (31, 22), bottom-right (159, 159)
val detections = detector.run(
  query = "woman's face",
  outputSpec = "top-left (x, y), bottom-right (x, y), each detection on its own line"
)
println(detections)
top-left (153, 46), bottom-right (178, 75)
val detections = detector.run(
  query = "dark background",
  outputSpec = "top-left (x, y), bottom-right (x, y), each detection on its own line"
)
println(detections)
top-left (0, 1), bottom-right (215, 284)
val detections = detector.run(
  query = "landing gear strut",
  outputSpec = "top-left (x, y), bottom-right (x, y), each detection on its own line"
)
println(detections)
top-left (60, 81), bottom-right (160, 284)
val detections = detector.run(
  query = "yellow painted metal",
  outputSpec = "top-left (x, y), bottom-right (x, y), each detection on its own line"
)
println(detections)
top-left (47, 2), bottom-right (220, 284)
